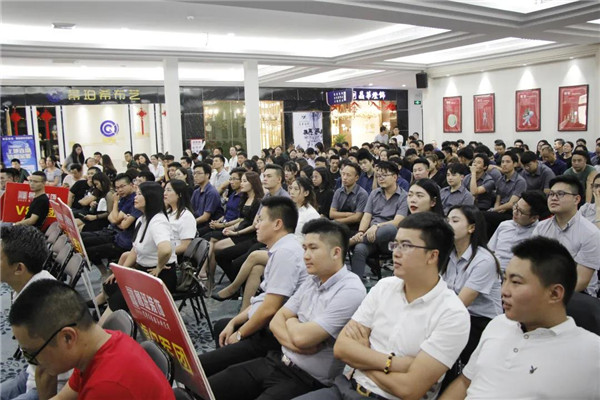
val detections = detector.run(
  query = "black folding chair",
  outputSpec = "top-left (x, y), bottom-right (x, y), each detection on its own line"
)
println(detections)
top-left (171, 238), bottom-right (214, 340)
top-left (49, 243), bottom-right (73, 278)
top-left (101, 309), bottom-right (137, 338)
top-left (141, 340), bottom-right (173, 384)
top-left (58, 252), bottom-right (85, 287)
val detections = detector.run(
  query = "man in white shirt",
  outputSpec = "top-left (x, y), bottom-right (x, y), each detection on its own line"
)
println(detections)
top-left (209, 154), bottom-right (230, 195)
top-left (441, 236), bottom-right (600, 399)
top-left (488, 191), bottom-right (548, 272)
top-left (0, 225), bottom-right (71, 400)
top-left (297, 213), bottom-right (470, 400)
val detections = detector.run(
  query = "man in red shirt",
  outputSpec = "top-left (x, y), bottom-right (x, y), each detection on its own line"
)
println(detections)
top-left (9, 280), bottom-right (174, 400)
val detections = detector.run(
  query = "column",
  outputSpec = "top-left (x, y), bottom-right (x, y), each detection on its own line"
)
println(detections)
top-left (244, 60), bottom-right (261, 158)
top-left (163, 58), bottom-right (183, 156)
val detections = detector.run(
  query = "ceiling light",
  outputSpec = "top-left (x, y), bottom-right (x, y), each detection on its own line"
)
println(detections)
top-left (448, 0), bottom-right (578, 14)
top-left (288, 68), bottom-right (383, 84)
top-left (368, 83), bottom-right (373, 86)
top-left (52, 22), bottom-right (76, 30)
top-left (569, 57), bottom-right (574, 59)
top-left (522, 63), bottom-right (527, 66)
top-left (186, 16), bottom-right (195, 21)
top-left (446, 74), bottom-right (450, 77)
top-left (402, 84), bottom-right (406, 87)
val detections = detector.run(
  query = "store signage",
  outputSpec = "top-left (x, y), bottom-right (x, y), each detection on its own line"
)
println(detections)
top-left (326, 89), bottom-right (353, 106)
top-left (353, 89), bottom-right (388, 101)
top-left (67, 88), bottom-right (141, 102)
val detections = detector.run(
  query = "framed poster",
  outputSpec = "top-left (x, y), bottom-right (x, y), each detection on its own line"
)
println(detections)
top-left (473, 93), bottom-right (495, 133)
top-left (443, 96), bottom-right (462, 133)
top-left (515, 88), bottom-right (541, 131)
top-left (558, 84), bottom-right (588, 131)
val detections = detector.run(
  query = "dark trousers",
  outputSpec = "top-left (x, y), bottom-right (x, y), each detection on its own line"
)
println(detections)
top-left (198, 318), bottom-right (280, 378)
top-left (483, 210), bottom-right (513, 239)
top-left (81, 229), bottom-right (128, 265)
top-left (215, 239), bottom-right (265, 282)
top-left (208, 351), bottom-right (325, 400)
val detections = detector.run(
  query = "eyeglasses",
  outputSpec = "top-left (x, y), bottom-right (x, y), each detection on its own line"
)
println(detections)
top-left (547, 190), bottom-right (576, 199)
top-left (21, 323), bottom-right (77, 365)
top-left (512, 204), bottom-right (531, 216)
top-left (229, 177), bottom-right (240, 181)
top-left (388, 241), bottom-right (432, 253)
top-left (376, 173), bottom-right (394, 179)
top-left (193, 171), bottom-right (204, 176)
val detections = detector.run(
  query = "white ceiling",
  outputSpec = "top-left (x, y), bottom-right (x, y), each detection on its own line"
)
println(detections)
top-left (0, 0), bottom-right (599, 88)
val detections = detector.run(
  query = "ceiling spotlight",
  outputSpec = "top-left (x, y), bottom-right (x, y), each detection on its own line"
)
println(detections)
top-left (522, 63), bottom-right (528, 66)
top-left (446, 74), bottom-right (450, 77)
top-left (569, 57), bottom-right (574, 60)
top-left (52, 22), bottom-right (76, 29)
top-left (368, 83), bottom-right (373, 86)
top-left (186, 15), bottom-right (195, 21)
top-left (402, 84), bottom-right (406, 87)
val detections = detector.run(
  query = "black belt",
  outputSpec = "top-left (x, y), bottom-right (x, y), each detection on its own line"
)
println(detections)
top-left (350, 378), bottom-right (388, 400)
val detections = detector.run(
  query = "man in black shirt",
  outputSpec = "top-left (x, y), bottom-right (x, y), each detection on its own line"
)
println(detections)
top-left (67, 164), bottom-right (89, 207)
top-left (14, 171), bottom-right (49, 229)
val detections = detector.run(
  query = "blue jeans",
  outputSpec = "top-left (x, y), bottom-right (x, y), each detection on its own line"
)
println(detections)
top-left (0, 369), bottom-right (39, 400)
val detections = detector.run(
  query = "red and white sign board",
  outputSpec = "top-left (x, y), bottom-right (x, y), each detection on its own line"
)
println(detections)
top-left (50, 198), bottom-right (90, 262)
top-left (0, 182), bottom-right (68, 230)
top-left (111, 264), bottom-right (215, 400)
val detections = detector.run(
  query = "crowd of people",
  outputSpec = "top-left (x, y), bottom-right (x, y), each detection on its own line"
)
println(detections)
top-left (1, 130), bottom-right (600, 399)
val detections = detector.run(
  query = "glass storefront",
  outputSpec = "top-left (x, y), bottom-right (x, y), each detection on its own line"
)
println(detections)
top-left (330, 100), bottom-right (397, 146)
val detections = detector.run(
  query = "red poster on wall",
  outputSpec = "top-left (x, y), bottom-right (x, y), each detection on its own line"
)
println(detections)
top-left (51, 198), bottom-right (89, 262)
top-left (111, 264), bottom-right (215, 400)
top-left (0, 182), bottom-right (68, 230)
top-left (558, 84), bottom-right (588, 131)
top-left (443, 96), bottom-right (462, 133)
top-left (473, 93), bottom-right (495, 133)
top-left (515, 88), bottom-right (541, 132)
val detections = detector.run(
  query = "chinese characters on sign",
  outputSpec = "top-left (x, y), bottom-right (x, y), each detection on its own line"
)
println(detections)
top-left (326, 89), bottom-right (390, 105)
top-left (353, 90), bottom-right (387, 101)
top-left (67, 88), bottom-right (141, 102)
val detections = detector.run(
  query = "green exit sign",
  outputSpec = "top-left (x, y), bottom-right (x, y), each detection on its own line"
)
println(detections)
top-left (414, 100), bottom-right (422, 105)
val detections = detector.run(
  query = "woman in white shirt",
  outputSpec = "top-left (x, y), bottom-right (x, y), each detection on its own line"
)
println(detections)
top-left (148, 154), bottom-right (165, 180)
top-left (99, 181), bottom-right (176, 324)
top-left (289, 176), bottom-right (320, 240)
top-left (443, 204), bottom-right (502, 365)
top-left (164, 179), bottom-right (196, 258)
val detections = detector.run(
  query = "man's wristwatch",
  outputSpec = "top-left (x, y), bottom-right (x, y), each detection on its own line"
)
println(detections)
top-left (236, 331), bottom-right (243, 341)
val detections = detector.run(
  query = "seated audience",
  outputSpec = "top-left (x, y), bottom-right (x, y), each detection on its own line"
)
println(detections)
top-left (296, 213), bottom-right (469, 400)
top-left (191, 162), bottom-right (224, 235)
top-left (579, 173), bottom-right (600, 228)
top-left (441, 163), bottom-right (474, 214)
top-left (208, 219), bottom-right (366, 400)
top-left (312, 167), bottom-right (334, 218)
top-left (329, 163), bottom-right (369, 234)
top-left (356, 149), bottom-right (377, 194)
top-left (12, 172), bottom-right (49, 229)
top-left (541, 144), bottom-right (567, 176)
top-left (563, 150), bottom-right (598, 203)
top-left (464, 153), bottom-right (496, 211)
top-left (407, 178), bottom-right (444, 215)
top-left (440, 237), bottom-right (600, 399)
top-left (519, 151), bottom-right (555, 193)
top-left (164, 179), bottom-right (197, 258)
top-left (289, 177), bottom-right (320, 240)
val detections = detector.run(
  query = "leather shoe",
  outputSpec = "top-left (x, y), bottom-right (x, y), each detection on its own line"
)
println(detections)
top-left (211, 291), bottom-right (239, 302)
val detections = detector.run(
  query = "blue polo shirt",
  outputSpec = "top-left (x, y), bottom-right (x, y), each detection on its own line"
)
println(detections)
top-left (223, 190), bottom-right (243, 222)
top-left (114, 192), bottom-right (143, 249)
top-left (358, 172), bottom-right (375, 194)
top-left (191, 182), bottom-right (224, 225)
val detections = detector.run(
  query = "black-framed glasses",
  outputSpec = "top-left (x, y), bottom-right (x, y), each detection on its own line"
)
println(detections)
top-left (512, 204), bottom-right (531, 216)
top-left (388, 241), bottom-right (433, 253)
top-left (547, 190), bottom-right (576, 199)
top-left (21, 323), bottom-right (77, 365)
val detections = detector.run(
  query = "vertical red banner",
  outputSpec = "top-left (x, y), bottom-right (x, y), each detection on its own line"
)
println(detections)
top-left (50, 198), bottom-right (89, 262)
top-left (515, 88), bottom-right (541, 132)
top-left (473, 93), bottom-right (495, 133)
top-left (558, 84), bottom-right (588, 131)
top-left (443, 96), bottom-right (462, 133)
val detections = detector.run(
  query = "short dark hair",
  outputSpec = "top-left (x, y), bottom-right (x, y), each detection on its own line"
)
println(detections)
top-left (511, 237), bottom-right (577, 305)
top-left (68, 163), bottom-right (83, 172)
top-left (520, 151), bottom-right (538, 165)
top-left (31, 171), bottom-right (46, 182)
top-left (549, 175), bottom-right (584, 197)
top-left (265, 163), bottom-right (284, 184)
top-left (10, 158), bottom-right (21, 164)
top-left (124, 151), bottom-right (133, 156)
top-left (213, 154), bottom-right (225, 163)
top-left (554, 138), bottom-right (565, 146)
top-left (1, 167), bottom-right (18, 180)
top-left (87, 166), bottom-right (101, 175)
top-left (342, 162), bottom-right (361, 177)
top-left (502, 152), bottom-right (519, 164)
top-left (237, 151), bottom-right (248, 158)
top-left (356, 148), bottom-right (373, 163)
top-left (571, 150), bottom-right (590, 163)
top-left (423, 143), bottom-right (434, 153)
top-left (457, 147), bottom-right (474, 160)
top-left (180, 156), bottom-right (192, 165)
top-left (93, 152), bottom-right (102, 156)
top-left (261, 196), bottom-right (298, 234)
top-left (520, 190), bottom-right (550, 218)
top-left (447, 162), bottom-right (468, 176)
top-left (474, 153), bottom-right (490, 167)
top-left (397, 212), bottom-right (455, 272)
top-left (494, 140), bottom-right (506, 148)
top-left (0, 225), bottom-right (49, 275)
top-left (376, 161), bottom-right (399, 176)
top-left (412, 157), bottom-right (430, 169)
top-left (168, 162), bottom-right (182, 169)
top-left (302, 219), bottom-right (351, 259)
top-left (9, 280), bottom-right (94, 339)
top-left (404, 148), bottom-right (417, 157)
top-left (194, 162), bottom-right (212, 177)
top-left (137, 170), bottom-right (155, 182)
top-left (114, 173), bottom-right (133, 185)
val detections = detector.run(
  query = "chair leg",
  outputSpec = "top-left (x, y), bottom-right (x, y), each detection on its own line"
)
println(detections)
top-left (198, 295), bottom-right (215, 341)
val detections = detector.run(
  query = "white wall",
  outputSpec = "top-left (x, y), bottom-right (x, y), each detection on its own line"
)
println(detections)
top-left (422, 56), bottom-right (598, 150)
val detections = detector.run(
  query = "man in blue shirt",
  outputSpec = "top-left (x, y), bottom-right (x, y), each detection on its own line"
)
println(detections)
top-left (191, 162), bottom-right (224, 236)
top-left (357, 149), bottom-right (376, 194)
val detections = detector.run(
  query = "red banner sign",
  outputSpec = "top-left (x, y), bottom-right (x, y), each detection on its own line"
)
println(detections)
top-left (515, 88), bottom-right (541, 132)
top-left (111, 264), bottom-right (215, 400)
top-left (0, 182), bottom-right (68, 230)
top-left (443, 96), bottom-right (462, 133)
top-left (50, 198), bottom-right (89, 261)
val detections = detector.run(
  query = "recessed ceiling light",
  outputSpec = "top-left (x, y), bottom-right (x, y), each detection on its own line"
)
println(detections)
top-left (402, 84), bottom-right (406, 87)
top-left (368, 83), bottom-right (373, 86)
top-left (186, 15), bottom-right (195, 21)
top-left (522, 63), bottom-right (528, 66)
top-left (52, 22), bottom-right (76, 30)
top-left (569, 57), bottom-right (574, 59)
top-left (446, 74), bottom-right (450, 77)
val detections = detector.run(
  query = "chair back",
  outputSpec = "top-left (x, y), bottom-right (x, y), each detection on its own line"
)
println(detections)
top-left (60, 253), bottom-right (84, 287)
top-left (51, 234), bottom-right (69, 258)
top-left (101, 309), bottom-right (136, 337)
top-left (44, 221), bottom-right (60, 238)
top-left (141, 341), bottom-right (173, 383)
top-left (191, 238), bottom-right (210, 273)
top-left (51, 244), bottom-right (73, 277)
top-left (567, 292), bottom-right (600, 335)
top-left (182, 237), bottom-right (203, 261)
top-left (46, 228), bottom-right (61, 247)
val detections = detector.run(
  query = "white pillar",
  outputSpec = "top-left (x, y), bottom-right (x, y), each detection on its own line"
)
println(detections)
top-left (244, 60), bottom-right (261, 158)
top-left (163, 58), bottom-right (183, 157)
